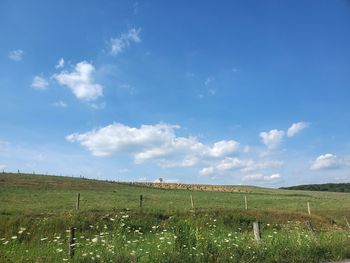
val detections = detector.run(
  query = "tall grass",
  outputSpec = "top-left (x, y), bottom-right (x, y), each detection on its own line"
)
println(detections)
top-left (1, 173), bottom-right (350, 262)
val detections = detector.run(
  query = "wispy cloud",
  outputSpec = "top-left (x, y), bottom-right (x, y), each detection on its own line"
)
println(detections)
top-left (8, 49), bottom-right (23, 61)
top-left (90, 102), bottom-right (106, 110)
top-left (110, 28), bottom-right (141, 56)
top-left (31, 76), bottom-right (49, 90)
top-left (204, 77), bottom-right (214, 86)
top-left (243, 173), bottom-right (281, 182)
top-left (53, 61), bottom-right (103, 101)
top-left (287, 122), bottom-right (309, 137)
top-left (55, 58), bottom-right (65, 69)
top-left (52, 101), bottom-right (67, 108)
top-left (199, 158), bottom-right (283, 176)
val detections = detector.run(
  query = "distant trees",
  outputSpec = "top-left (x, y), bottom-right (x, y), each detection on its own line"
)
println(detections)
top-left (281, 183), bottom-right (350, 193)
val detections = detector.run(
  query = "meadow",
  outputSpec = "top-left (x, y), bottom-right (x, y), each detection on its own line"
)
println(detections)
top-left (1, 172), bottom-right (350, 262)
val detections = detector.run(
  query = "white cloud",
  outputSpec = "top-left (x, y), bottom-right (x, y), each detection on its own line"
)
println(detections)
top-left (216, 157), bottom-right (253, 172)
top-left (310, 153), bottom-right (341, 170)
top-left (287, 122), bottom-right (309, 137)
top-left (264, 173), bottom-right (281, 181)
top-left (199, 166), bottom-right (215, 176)
top-left (243, 173), bottom-right (281, 182)
top-left (55, 58), bottom-right (65, 69)
top-left (259, 129), bottom-right (285, 149)
top-left (8, 49), bottom-right (23, 61)
top-left (240, 160), bottom-right (284, 172)
top-left (66, 123), bottom-right (239, 168)
top-left (199, 158), bottom-right (253, 176)
top-left (110, 28), bottom-right (141, 55)
top-left (54, 61), bottom-right (103, 101)
top-left (207, 140), bottom-right (240, 158)
top-left (199, 158), bottom-right (283, 176)
top-left (52, 101), bottom-right (67, 108)
top-left (31, 76), bottom-right (49, 90)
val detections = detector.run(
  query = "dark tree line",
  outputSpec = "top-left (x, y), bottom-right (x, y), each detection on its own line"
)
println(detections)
top-left (280, 183), bottom-right (350, 193)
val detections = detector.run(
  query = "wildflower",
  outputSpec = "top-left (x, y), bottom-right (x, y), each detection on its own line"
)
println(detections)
top-left (92, 237), bottom-right (98, 243)
top-left (41, 237), bottom-right (48, 241)
top-left (11, 236), bottom-right (17, 240)
top-left (56, 248), bottom-right (63, 253)
top-left (3, 241), bottom-right (9, 245)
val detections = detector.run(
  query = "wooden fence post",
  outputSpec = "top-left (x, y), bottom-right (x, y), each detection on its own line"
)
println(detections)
top-left (139, 194), bottom-right (143, 208)
top-left (307, 201), bottom-right (311, 215)
top-left (253, 221), bottom-right (261, 241)
top-left (306, 221), bottom-right (317, 241)
top-left (69, 226), bottom-right (75, 258)
top-left (344, 216), bottom-right (350, 230)
top-left (190, 194), bottom-right (194, 209)
top-left (76, 193), bottom-right (80, 210)
top-left (245, 195), bottom-right (248, 210)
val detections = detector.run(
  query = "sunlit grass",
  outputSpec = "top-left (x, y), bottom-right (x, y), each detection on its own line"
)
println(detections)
top-left (1, 173), bottom-right (350, 262)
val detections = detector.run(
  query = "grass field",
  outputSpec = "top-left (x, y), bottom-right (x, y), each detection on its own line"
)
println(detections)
top-left (1, 172), bottom-right (350, 262)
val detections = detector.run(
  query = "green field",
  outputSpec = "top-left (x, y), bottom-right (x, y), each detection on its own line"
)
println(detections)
top-left (1, 173), bottom-right (350, 262)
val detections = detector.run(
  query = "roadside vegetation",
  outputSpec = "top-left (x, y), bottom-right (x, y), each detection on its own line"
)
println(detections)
top-left (1, 173), bottom-right (350, 262)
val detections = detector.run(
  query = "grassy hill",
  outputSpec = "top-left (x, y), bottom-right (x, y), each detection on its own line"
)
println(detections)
top-left (1, 172), bottom-right (350, 262)
top-left (280, 183), bottom-right (350, 193)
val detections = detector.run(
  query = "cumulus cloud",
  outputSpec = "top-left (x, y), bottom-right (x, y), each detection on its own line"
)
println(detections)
top-left (310, 153), bottom-right (342, 170)
top-left (31, 76), bottom-right (49, 90)
top-left (259, 129), bottom-right (285, 149)
top-left (110, 28), bottom-right (141, 55)
top-left (287, 122), bottom-right (309, 137)
top-left (55, 58), bottom-right (65, 69)
top-left (53, 61), bottom-right (103, 101)
top-left (243, 173), bottom-right (281, 182)
top-left (8, 49), bottom-right (23, 61)
top-left (199, 158), bottom-right (283, 176)
top-left (66, 123), bottom-right (240, 168)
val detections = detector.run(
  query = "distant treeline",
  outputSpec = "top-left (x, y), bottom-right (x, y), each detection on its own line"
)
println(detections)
top-left (280, 183), bottom-right (350, 193)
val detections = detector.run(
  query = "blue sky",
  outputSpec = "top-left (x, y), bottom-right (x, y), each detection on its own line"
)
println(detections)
top-left (1, 0), bottom-right (350, 187)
